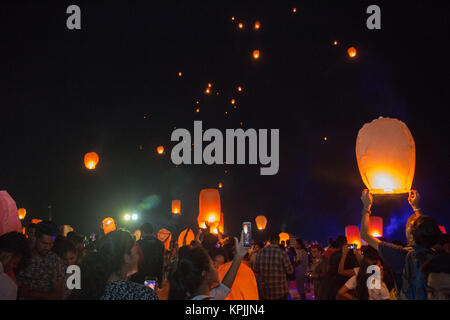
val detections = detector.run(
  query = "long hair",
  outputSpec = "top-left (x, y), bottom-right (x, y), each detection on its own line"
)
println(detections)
top-left (168, 246), bottom-right (212, 300)
top-left (69, 229), bottom-right (135, 299)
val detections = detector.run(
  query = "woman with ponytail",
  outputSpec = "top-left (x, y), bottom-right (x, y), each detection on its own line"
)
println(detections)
top-left (69, 229), bottom-right (158, 300)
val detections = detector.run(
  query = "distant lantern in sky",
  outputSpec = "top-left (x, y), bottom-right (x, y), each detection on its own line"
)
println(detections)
top-left (324, 137), bottom-right (328, 141)
top-left (369, 216), bottom-right (383, 238)
top-left (347, 47), bottom-right (357, 58)
top-left (279, 232), bottom-right (290, 244)
top-left (237, 86), bottom-right (243, 92)
top-left (208, 83), bottom-right (212, 88)
top-left (157, 146), bottom-right (164, 154)
top-left (255, 215), bottom-right (267, 230)
top-left (238, 22), bottom-right (244, 29)
top-left (231, 16), bottom-right (235, 21)
top-left (172, 200), bottom-right (181, 214)
top-left (218, 182), bottom-right (223, 188)
top-left (356, 117), bottom-right (415, 194)
top-left (178, 228), bottom-right (195, 247)
top-left (293, 8), bottom-right (297, 13)
top-left (102, 217), bottom-right (116, 235)
top-left (345, 225), bottom-right (361, 248)
top-left (254, 21), bottom-right (261, 30)
top-left (333, 40), bottom-right (338, 46)
top-left (198, 189), bottom-right (221, 229)
top-left (205, 88), bottom-right (211, 94)
top-left (196, 108), bottom-right (200, 113)
top-left (231, 99), bottom-right (236, 105)
top-left (252, 50), bottom-right (260, 59)
top-left (84, 152), bottom-right (99, 170)
top-left (178, 72), bottom-right (182, 77)
top-left (157, 228), bottom-right (172, 251)
top-left (18, 208), bottom-right (26, 220)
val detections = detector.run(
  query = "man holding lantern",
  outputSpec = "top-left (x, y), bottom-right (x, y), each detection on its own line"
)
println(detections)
top-left (360, 189), bottom-right (442, 300)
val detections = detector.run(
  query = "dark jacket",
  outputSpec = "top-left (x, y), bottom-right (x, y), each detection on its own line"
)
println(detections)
top-left (129, 235), bottom-right (165, 286)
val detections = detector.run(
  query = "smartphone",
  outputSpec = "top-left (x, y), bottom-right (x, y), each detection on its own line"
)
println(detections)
top-left (144, 278), bottom-right (157, 290)
top-left (243, 222), bottom-right (252, 248)
top-left (348, 244), bottom-right (356, 250)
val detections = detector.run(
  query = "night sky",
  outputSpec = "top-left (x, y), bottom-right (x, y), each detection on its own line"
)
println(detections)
top-left (1, 0), bottom-right (449, 244)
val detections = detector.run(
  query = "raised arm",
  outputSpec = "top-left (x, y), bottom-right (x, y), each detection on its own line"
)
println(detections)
top-left (338, 245), bottom-right (356, 277)
top-left (221, 232), bottom-right (248, 289)
top-left (360, 189), bottom-right (381, 251)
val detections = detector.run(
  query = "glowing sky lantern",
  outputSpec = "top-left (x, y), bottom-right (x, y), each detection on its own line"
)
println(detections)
top-left (439, 226), bottom-right (446, 234)
top-left (230, 99), bottom-right (236, 105)
top-left (333, 40), bottom-right (338, 46)
top-left (31, 219), bottom-right (43, 224)
top-left (18, 208), bottom-right (27, 220)
top-left (252, 50), bottom-right (260, 59)
top-left (157, 228), bottom-right (172, 251)
top-left (356, 117), bottom-right (415, 194)
top-left (254, 21), bottom-right (261, 30)
top-left (205, 87), bottom-right (211, 94)
top-left (347, 47), bottom-right (357, 58)
top-left (255, 215), bottom-right (267, 230)
top-left (0, 191), bottom-right (22, 236)
top-left (198, 189), bottom-right (221, 229)
top-left (102, 217), bottom-right (116, 235)
top-left (84, 152), bottom-right (99, 170)
top-left (157, 146), bottom-right (165, 154)
top-left (231, 16), bottom-right (235, 21)
top-left (238, 22), bottom-right (244, 29)
top-left (178, 228), bottom-right (195, 247)
top-left (172, 200), bottom-right (181, 214)
top-left (279, 232), bottom-right (290, 244)
top-left (345, 225), bottom-right (361, 248)
top-left (218, 182), bottom-right (223, 188)
top-left (369, 216), bottom-right (383, 238)
top-left (237, 86), bottom-right (243, 92)
top-left (218, 211), bottom-right (224, 234)
top-left (292, 8), bottom-right (297, 13)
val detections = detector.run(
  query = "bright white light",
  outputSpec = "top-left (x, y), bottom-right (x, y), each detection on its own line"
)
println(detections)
top-left (124, 214), bottom-right (131, 221)
top-left (131, 213), bottom-right (138, 221)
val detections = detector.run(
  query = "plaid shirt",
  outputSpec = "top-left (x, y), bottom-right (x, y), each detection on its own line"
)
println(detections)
top-left (254, 245), bottom-right (294, 300)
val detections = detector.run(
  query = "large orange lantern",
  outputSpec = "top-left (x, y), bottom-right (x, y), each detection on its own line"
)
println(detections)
top-left (62, 225), bottom-right (74, 237)
top-left (178, 228), bottom-right (195, 247)
top-left (356, 117), bottom-right (415, 194)
top-left (31, 219), bottom-right (43, 224)
top-left (84, 152), bottom-right (99, 170)
top-left (198, 189), bottom-right (221, 229)
top-left (18, 208), bottom-right (27, 220)
top-left (255, 215), bottom-right (267, 230)
top-left (172, 200), bottom-right (181, 214)
top-left (439, 226), bottom-right (446, 234)
top-left (218, 212), bottom-right (224, 234)
top-left (345, 225), bottom-right (361, 248)
top-left (157, 228), bottom-right (172, 251)
top-left (347, 47), bottom-right (357, 58)
top-left (369, 216), bottom-right (383, 238)
top-left (102, 217), bottom-right (116, 235)
top-left (279, 232), bottom-right (289, 244)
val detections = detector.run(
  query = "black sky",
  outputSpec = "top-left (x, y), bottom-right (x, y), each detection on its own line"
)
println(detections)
top-left (1, 0), bottom-right (449, 243)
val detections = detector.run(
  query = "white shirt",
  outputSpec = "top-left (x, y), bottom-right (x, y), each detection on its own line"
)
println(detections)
top-left (0, 261), bottom-right (18, 300)
top-left (191, 283), bottom-right (231, 300)
top-left (344, 268), bottom-right (390, 300)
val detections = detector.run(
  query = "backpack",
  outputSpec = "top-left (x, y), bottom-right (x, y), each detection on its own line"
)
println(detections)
top-left (399, 246), bottom-right (436, 300)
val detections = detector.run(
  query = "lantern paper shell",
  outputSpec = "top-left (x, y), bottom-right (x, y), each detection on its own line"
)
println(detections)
top-left (84, 152), bottom-right (99, 170)
top-left (345, 225), bottom-right (361, 248)
top-left (255, 215), bottom-right (267, 230)
top-left (198, 189), bottom-right (221, 229)
top-left (172, 200), bottom-right (181, 214)
top-left (157, 228), bottom-right (172, 251)
top-left (31, 219), bottom-right (43, 224)
top-left (102, 217), bottom-right (116, 235)
top-left (279, 232), bottom-right (289, 244)
top-left (439, 226), bottom-right (447, 234)
top-left (178, 228), bottom-right (195, 247)
top-left (218, 212), bottom-right (224, 234)
top-left (18, 208), bottom-right (27, 220)
top-left (0, 191), bottom-right (22, 236)
top-left (356, 117), bottom-right (415, 194)
top-left (369, 216), bottom-right (383, 238)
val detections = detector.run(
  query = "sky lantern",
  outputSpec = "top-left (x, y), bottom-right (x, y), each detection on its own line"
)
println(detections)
top-left (0, 191), bottom-right (22, 236)
top-left (356, 117), bottom-right (415, 194)
top-left (18, 208), bottom-right (27, 220)
top-left (254, 21), bottom-right (261, 30)
top-left (198, 189), bottom-right (221, 229)
top-left (230, 99), bottom-right (236, 105)
top-left (238, 22), bottom-right (244, 29)
top-left (333, 40), bottom-right (338, 46)
top-left (218, 212), bottom-right (224, 234)
top-left (31, 219), bottom-right (43, 224)
top-left (347, 47), bottom-right (357, 58)
top-left (231, 16), bottom-right (235, 21)
top-left (439, 226), bottom-right (446, 234)
top-left (205, 87), bottom-right (211, 94)
top-left (293, 8), bottom-right (297, 13)
top-left (157, 228), bottom-right (172, 251)
top-left (255, 215), bottom-right (267, 230)
top-left (102, 217), bottom-right (116, 235)
top-left (218, 182), bottom-right (223, 188)
top-left (252, 50), bottom-right (260, 60)
top-left (172, 200), bottom-right (181, 214)
top-left (178, 228), bottom-right (195, 247)
top-left (369, 216), bottom-right (383, 238)
top-left (345, 225), bottom-right (361, 248)
top-left (237, 86), bottom-right (243, 92)
top-left (279, 232), bottom-right (289, 244)
top-left (84, 152), bottom-right (99, 170)
top-left (157, 145), bottom-right (165, 154)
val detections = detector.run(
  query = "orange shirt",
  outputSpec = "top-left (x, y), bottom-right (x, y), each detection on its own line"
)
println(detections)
top-left (217, 261), bottom-right (259, 300)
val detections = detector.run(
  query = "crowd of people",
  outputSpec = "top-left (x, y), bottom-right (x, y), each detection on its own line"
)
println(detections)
top-left (1, 190), bottom-right (449, 300)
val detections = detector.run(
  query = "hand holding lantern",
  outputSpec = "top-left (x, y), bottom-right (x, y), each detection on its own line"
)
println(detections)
top-left (408, 190), bottom-right (421, 211)
top-left (361, 189), bottom-right (373, 212)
